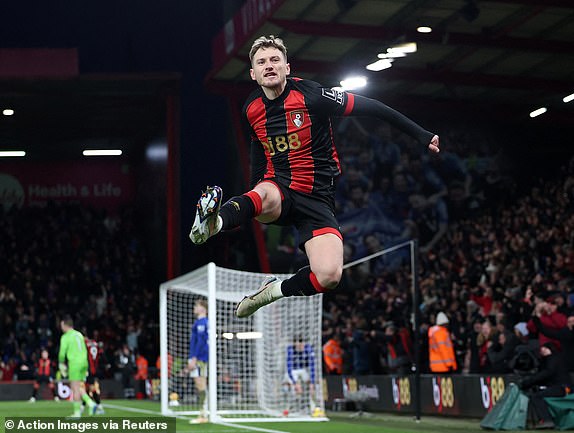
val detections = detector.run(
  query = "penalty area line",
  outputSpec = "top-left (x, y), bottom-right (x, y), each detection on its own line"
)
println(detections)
top-left (104, 403), bottom-right (290, 433)
top-left (103, 403), bottom-right (192, 423)
top-left (217, 421), bottom-right (290, 433)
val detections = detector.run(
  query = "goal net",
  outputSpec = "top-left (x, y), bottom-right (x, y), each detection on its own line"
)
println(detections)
top-left (159, 263), bottom-right (327, 422)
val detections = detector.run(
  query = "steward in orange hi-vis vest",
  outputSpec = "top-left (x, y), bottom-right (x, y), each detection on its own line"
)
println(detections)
top-left (428, 312), bottom-right (457, 373)
top-left (322, 334), bottom-right (343, 375)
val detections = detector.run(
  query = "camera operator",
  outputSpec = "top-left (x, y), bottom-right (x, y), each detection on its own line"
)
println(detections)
top-left (517, 342), bottom-right (572, 429)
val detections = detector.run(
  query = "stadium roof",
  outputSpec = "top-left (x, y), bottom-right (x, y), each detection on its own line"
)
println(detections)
top-left (1, 1), bottom-right (572, 159)
top-left (0, 69), bottom-right (178, 160)
top-left (204, 0), bottom-right (574, 126)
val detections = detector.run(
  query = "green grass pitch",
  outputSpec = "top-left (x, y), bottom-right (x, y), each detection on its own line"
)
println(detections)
top-left (0, 399), bottom-right (487, 433)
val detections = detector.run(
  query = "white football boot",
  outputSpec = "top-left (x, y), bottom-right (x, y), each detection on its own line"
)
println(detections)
top-left (189, 185), bottom-right (223, 244)
top-left (235, 276), bottom-right (283, 318)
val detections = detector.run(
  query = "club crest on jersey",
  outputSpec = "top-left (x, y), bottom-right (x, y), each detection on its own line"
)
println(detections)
top-left (290, 111), bottom-right (305, 128)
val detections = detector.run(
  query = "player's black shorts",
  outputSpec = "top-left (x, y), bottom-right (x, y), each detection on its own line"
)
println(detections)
top-left (86, 374), bottom-right (98, 385)
top-left (36, 374), bottom-right (53, 384)
top-left (259, 178), bottom-right (342, 249)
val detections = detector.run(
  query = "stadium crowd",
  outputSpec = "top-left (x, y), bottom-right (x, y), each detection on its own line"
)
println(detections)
top-left (1, 117), bottom-right (573, 389)
top-left (317, 118), bottom-right (574, 377)
top-left (0, 202), bottom-right (157, 384)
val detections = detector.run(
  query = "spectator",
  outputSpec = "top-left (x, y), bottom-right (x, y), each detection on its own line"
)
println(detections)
top-left (527, 300), bottom-right (567, 350)
top-left (531, 313), bottom-right (574, 372)
top-left (470, 285), bottom-right (494, 317)
top-left (126, 323), bottom-right (141, 352)
top-left (0, 358), bottom-right (16, 381)
top-left (350, 328), bottom-right (371, 375)
top-left (476, 319), bottom-right (496, 373)
top-left (16, 350), bottom-right (35, 381)
top-left (487, 327), bottom-right (520, 374)
top-left (466, 318), bottom-right (484, 374)
top-left (405, 192), bottom-right (448, 254)
top-left (382, 322), bottom-right (412, 374)
top-left (513, 322), bottom-right (536, 350)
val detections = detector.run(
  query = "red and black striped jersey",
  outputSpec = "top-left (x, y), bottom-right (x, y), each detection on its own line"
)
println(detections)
top-left (244, 78), bottom-right (354, 195)
top-left (85, 338), bottom-right (103, 375)
top-left (36, 358), bottom-right (53, 376)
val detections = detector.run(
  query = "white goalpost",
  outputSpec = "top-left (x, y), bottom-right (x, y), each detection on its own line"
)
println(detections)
top-left (159, 262), bottom-right (327, 422)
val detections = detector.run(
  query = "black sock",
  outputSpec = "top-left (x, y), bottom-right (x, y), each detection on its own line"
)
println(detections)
top-left (92, 392), bottom-right (101, 405)
top-left (281, 266), bottom-right (323, 297)
top-left (219, 194), bottom-right (259, 230)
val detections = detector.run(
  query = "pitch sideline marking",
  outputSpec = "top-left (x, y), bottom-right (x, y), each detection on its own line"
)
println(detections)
top-left (104, 403), bottom-right (290, 433)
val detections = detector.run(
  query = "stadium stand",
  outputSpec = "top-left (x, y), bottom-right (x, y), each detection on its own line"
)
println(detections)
top-left (1, 119), bottom-right (573, 389)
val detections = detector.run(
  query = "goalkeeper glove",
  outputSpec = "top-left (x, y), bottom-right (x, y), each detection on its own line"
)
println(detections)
top-left (59, 363), bottom-right (68, 379)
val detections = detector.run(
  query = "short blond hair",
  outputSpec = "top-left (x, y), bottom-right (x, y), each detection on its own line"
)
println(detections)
top-left (196, 299), bottom-right (208, 313)
top-left (249, 35), bottom-right (287, 63)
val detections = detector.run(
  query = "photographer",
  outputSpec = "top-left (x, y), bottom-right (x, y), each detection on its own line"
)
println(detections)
top-left (518, 342), bottom-right (572, 429)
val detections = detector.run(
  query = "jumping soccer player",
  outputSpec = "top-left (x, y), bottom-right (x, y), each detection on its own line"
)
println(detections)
top-left (190, 35), bottom-right (440, 318)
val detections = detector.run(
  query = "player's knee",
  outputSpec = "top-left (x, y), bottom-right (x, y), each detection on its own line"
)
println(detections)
top-left (315, 266), bottom-right (342, 290)
top-left (253, 184), bottom-right (282, 216)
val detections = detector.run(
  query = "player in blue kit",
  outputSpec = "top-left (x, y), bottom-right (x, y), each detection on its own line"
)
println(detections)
top-left (187, 299), bottom-right (209, 424)
top-left (285, 336), bottom-right (322, 415)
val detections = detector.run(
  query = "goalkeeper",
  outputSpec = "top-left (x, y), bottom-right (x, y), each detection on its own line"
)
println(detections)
top-left (285, 336), bottom-right (321, 415)
top-left (58, 315), bottom-right (96, 418)
top-left (187, 299), bottom-right (209, 424)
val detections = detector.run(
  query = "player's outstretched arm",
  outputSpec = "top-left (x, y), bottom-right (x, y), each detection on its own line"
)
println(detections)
top-left (349, 93), bottom-right (440, 153)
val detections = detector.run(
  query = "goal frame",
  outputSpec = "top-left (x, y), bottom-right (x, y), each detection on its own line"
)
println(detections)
top-left (159, 262), bottom-right (328, 423)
